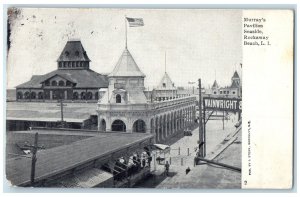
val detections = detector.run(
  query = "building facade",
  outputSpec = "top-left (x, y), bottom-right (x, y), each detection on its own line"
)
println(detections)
top-left (153, 72), bottom-right (177, 101)
top-left (97, 47), bottom-right (196, 143)
top-left (16, 40), bottom-right (108, 102)
top-left (206, 71), bottom-right (242, 98)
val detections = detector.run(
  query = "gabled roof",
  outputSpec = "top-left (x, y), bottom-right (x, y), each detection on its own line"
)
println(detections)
top-left (108, 48), bottom-right (145, 77)
top-left (16, 69), bottom-right (108, 89)
top-left (212, 80), bottom-right (219, 89)
top-left (157, 72), bottom-right (175, 89)
top-left (232, 71), bottom-right (240, 79)
top-left (57, 40), bottom-right (91, 62)
top-left (41, 73), bottom-right (77, 84)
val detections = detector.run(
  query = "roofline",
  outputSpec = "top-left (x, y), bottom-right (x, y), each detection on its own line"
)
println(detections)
top-left (107, 75), bottom-right (146, 78)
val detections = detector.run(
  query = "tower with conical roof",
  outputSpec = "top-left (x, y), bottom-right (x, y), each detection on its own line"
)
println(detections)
top-left (153, 52), bottom-right (177, 101)
top-left (231, 70), bottom-right (240, 87)
top-left (212, 80), bottom-right (219, 89)
top-left (100, 48), bottom-right (147, 104)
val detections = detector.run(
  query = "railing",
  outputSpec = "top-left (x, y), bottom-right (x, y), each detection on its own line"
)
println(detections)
top-left (97, 96), bottom-right (196, 111)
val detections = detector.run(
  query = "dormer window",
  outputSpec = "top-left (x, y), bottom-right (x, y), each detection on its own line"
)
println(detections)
top-left (75, 51), bottom-right (79, 56)
top-left (51, 81), bottom-right (57, 86)
top-left (163, 83), bottom-right (166, 88)
top-left (58, 80), bottom-right (64, 86)
top-left (65, 51), bottom-right (69, 56)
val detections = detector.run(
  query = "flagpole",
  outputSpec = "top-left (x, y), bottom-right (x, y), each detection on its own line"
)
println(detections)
top-left (165, 51), bottom-right (167, 73)
top-left (125, 16), bottom-right (127, 49)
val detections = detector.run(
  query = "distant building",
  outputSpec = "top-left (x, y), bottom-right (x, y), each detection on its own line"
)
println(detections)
top-left (206, 71), bottom-right (242, 98)
top-left (153, 72), bottom-right (177, 101)
top-left (15, 40), bottom-right (108, 102)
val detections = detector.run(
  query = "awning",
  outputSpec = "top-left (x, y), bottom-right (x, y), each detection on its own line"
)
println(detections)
top-left (151, 144), bottom-right (170, 151)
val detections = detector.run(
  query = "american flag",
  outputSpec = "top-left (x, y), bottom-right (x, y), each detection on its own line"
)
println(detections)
top-left (126, 17), bottom-right (144, 27)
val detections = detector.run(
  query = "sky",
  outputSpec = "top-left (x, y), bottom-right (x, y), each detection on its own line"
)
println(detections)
top-left (6, 8), bottom-right (242, 89)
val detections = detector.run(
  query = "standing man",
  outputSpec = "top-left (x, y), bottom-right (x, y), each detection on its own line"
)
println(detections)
top-left (165, 161), bottom-right (170, 176)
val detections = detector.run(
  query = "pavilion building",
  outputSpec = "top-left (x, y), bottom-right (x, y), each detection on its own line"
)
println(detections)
top-left (15, 40), bottom-right (108, 102)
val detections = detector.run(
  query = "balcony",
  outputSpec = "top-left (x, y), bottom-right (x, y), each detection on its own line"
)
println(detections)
top-left (97, 96), bottom-right (196, 112)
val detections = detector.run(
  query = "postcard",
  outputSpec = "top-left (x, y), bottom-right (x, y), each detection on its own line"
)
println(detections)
top-left (5, 8), bottom-right (294, 189)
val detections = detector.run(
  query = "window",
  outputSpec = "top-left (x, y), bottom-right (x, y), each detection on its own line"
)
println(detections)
top-left (17, 92), bottom-right (23, 99)
top-left (66, 81), bottom-right (72, 86)
top-left (233, 91), bottom-right (235, 94)
top-left (24, 92), bottom-right (30, 99)
top-left (163, 83), bottom-right (166, 88)
top-left (65, 51), bottom-right (69, 56)
top-left (220, 91), bottom-right (222, 94)
top-left (214, 91), bottom-right (216, 94)
top-left (51, 81), bottom-right (57, 86)
top-left (75, 51), bottom-right (79, 56)
top-left (81, 92), bottom-right (86, 100)
top-left (86, 92), bottom-right (93, 100)
top-left (116, 94), bottom-right (121, 103)
top-left (45, 80), bottom-right (50, 86)
top-left (31, 92), bottom-right (36, 99)
top-left (95, 92), bottom-right (99, 100)
top-left (58, 80), bottom-right (64, 86)
top-left (73, 92), bottom-right (78, 100)
top-left (38, 92), bottom-right (43, 99)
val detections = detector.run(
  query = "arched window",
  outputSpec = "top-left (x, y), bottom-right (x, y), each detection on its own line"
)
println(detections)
top-left (81, 92), bottom-right (86, 100)
top-left (233, 91), bottom-right (235, 94)
top-left (51, 81), bottom-right (57, 86)
top-left (116, 94), bottom-right (121, 103)
top-left (111, 119), bottom-right (126, 132)
top-left (95, 92), bottom-right (99, 100)
top-left (58, 80), bottom-right (64, 86)
top-left (38, 92), bottom-right (43, 99)
top-left (214, 91), bottom-right (217, 94)
top-left (73, 92), bottom-right (78, 100)
top-left (86, 92), bottom-right (93, 100)
top-left (163, 83), bottom-right (166, 88)
top-left (45, 80), bottom-right (50, 86)
top-left (24, 92), bottom-right (30, 99)
top-left (17, 92), bottom-right (23, 99)
top-left (66, 81), bottom-right (72, 86)
top-left (132, 119), bottom-right (146, 133)
top-left (30, 92), bottom-right (36, 99)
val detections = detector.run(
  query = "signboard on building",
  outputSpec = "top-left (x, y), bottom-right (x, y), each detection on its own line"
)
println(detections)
top-left (114, 83), bottom-right (126, 89)
top-left (203, 97), bottom-right (242, 112)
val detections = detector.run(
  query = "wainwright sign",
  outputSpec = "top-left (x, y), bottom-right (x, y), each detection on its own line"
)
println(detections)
top-left (203, 97), bottom-right (242, 112)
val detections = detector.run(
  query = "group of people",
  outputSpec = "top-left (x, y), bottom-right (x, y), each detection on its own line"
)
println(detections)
top-left (112, 154), bottom-right (153, 182)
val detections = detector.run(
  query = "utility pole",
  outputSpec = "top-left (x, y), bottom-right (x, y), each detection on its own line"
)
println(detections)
top-left (198, 79), bottom-right (204, 157)
top-left (57, 99), bottom-right (67, 127)
top-left (24, 132), bottom-right (44, 186)
top-left (222, 110), bottom-right (225, 130)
